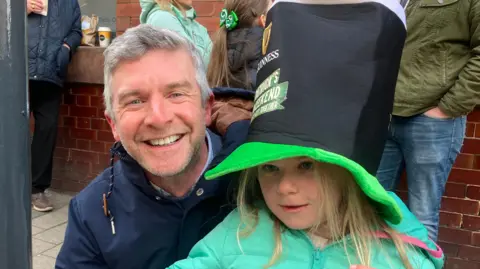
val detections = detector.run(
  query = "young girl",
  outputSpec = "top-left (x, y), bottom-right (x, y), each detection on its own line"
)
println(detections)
top-left (139, 0), bottom-right (212, 67)
top-left (207, 0), bottom-right (272, 91)
top-left (168, 0), bottom-right (445, 268)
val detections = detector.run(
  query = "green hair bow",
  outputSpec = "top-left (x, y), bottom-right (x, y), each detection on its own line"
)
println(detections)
top-left (219, 8), bottom-right (239, 31)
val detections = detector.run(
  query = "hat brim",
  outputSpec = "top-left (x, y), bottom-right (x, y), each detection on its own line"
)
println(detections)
top-left (205, 142), bottom-right (402, 224)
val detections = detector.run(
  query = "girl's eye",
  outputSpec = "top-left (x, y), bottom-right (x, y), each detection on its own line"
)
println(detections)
top-left (298, 161), bottom-right (314, 171)
top-left (260, 164), bottom-right (279, 173)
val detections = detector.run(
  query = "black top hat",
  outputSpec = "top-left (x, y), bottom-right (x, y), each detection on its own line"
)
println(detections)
top-left (206, 0), bottom-right (407, 224)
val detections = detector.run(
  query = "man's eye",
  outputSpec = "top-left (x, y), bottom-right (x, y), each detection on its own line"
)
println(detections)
top-left (129, 99), bottom-right (142, 105)
top-left (260, 164), bottom-right (279, 173)
top-left (170, 92), bottom-right (184, 98)
top-left (298, 161), bottom-right (314, 170)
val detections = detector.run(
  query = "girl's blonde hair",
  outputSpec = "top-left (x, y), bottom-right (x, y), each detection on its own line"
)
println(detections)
top-left (236, 161), bottom-right (417, 269)
top-left (207, 0), bottom-right (271, 89)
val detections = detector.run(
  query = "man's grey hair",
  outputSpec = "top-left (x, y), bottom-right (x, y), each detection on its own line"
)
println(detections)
top-left (103, 24), bottom-right (212, 118)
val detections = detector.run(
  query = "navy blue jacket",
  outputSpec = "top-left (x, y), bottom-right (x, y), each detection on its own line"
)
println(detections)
top-left (55, 121), bottom-right (249, 269)
top-left (28, 0), bottom-right (82, 87)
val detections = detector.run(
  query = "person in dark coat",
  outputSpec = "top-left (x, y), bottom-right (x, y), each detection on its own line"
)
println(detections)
top-left (55, 24), bottom-right (252, 269)
top-left (207, 0), bottom-right (272, 91)
top-left (27, 0), bottom-right (81, 211)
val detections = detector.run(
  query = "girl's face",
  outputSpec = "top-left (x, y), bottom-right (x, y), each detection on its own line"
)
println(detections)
top-left (258, 157), bottom-right (327, 230)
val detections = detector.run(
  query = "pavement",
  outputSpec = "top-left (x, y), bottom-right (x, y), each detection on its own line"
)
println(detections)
top-left (32, 189), bottom-right (75, 269)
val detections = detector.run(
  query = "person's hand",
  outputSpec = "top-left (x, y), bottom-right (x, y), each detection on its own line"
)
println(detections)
top-left (424, 107), bottom-right (451, 119)
top-left (350, 265), bottom-right (376, 269)
top-left (26, 0), bottom-right (44, 14)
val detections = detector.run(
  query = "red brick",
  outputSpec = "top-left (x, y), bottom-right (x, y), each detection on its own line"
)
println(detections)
top-left (476, 124), bottom-right (480, 138)
top-left (56, 137), bottom-right (76, 149)
top-left (441, 197), bottom-right (480, 215)
top-left (62, 116), bottom-right (75, 127)
top-left (449, 168), bottom-right (480, 185)
top-left (394, 190), bottom-right (408, 203)
top-left (70, 106), bottom-right (97, 118)
top-left (454, 154), bottom-right (475, 169)
top-left (91, 141), bottom-right (106, 153)
top-left (63, 93), bottom-right (75, 105)
top-left (192, 1), bottom-right (223, 17)
top-left (97, 131), bottom-right (115, 142)
top-left (473, 232), bottom-right (480, 247)
top-left (463, 215), bottom-right (480, 231)
top-left (466, 123), bottom-right (475, 137)
top-left (117, 0), bottom-right (130, 3)
top-left (467, 110), bottom-right (480, 123)
top-left (131, 17), bottom-right (140, 27)
top-left (438, 227), bottom-right (472, 245)
top-left (458, 245), bottom-right (480, 261)
top-left (54, 148), bottom-right (70, 159)
top-left (76, 117), bottom-right (91, 129)
top-left (462, 138), bottom-right (480, 154)
top-left (437, 241), bottom-right (459, 257)
top-left (90, 96), bottom-right (104, 109)
top-left (117, 3), bottom-right (142, 17)
top-left (71, 150), bottom-right (99, 165)
top-left (467, 185), bottom-right (480, 200)
top-left (196, 17), bottom-right (219, 32)
top-left (446, 257), bottom-right (480, 269)
top-left (71, 86), bottom-right (98, 96)
top-left (440, 211), bottom-right (463, 228)
top-left (76, 95), bottom-right (90, 106)
top-left (92, 118), bottom-right (109, 131)
top-left (116, 16), bottom-right (131, 32)
top-left (60, 104), bottom-right (69, 116)
top-left (51, 178), bottom-right (89, 192)
top-left (474, 156), bottom-right (480, 170)
top-left (444, 182), bottom-right (467, 198)
top-left (70, 128), bottom-right (96, 140)
top-left (76, 139), bottom-right (90, 151)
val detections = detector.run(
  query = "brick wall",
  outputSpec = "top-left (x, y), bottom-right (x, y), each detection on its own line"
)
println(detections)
top-left (116, 0), bottom-right (223, 35)
top-left (47, 0), bottom-right (480, 266)
top-left (50, 84), bottom-right (114, 191)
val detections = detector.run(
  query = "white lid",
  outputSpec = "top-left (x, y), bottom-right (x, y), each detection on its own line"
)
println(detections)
top-left (98, 27), bottom-right (112, 32)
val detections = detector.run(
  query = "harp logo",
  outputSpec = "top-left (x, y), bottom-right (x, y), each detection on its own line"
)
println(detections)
top-left (262, 22), bottom-right (272, 55)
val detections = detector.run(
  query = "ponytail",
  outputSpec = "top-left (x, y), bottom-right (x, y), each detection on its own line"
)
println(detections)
top-left (207, 28), bottom-right (235, 88)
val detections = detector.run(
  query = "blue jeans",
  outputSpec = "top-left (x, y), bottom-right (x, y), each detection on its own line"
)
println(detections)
top-left (376, 114), bottom-right (466, 242)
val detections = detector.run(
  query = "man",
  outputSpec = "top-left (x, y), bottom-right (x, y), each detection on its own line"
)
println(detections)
top-left (377, 0), bottom-right (480, 242)
top-left (27, 0), bottom-right (81, 211)
top-left (55, 24), bottom-right (251, 269)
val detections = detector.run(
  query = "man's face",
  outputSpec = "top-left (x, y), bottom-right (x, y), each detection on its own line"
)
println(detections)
top-left (106, 49), bottom-right (213, 178)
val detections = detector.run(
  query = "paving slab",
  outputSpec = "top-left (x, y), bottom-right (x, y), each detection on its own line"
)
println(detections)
top-left (32, 238), bottom-right (56, 256)
top-left (33, 254), bottom-right (56, 269)
top-left (34, 223), bottom-right (67, 245)
top-left (43, 244), bottom-right (63, 259)
top-left (31, 205), bottom-right (69, 230)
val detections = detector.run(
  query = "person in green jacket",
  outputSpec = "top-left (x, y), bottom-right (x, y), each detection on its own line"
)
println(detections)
top-left (167, 0), bottom-right (445, 268)
top-left (376, 0), bottom-right (480, 243)
top-left (139, 0), bottom-right (212, 67)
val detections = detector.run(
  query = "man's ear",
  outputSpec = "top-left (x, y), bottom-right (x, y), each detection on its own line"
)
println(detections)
top-left (259, 14), bottom-right (267, 28)
top-left (105, 111), bottom-right (121, 141)
top-left (205, 92), bottom-right (215, 126)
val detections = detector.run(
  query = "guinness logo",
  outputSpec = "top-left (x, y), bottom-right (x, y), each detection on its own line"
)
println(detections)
top-left (262, 22), bottom-right (272, 55)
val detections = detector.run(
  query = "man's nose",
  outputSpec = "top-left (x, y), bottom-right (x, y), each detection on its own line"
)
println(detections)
top-left (144, 97), bottom-right (174, 126)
